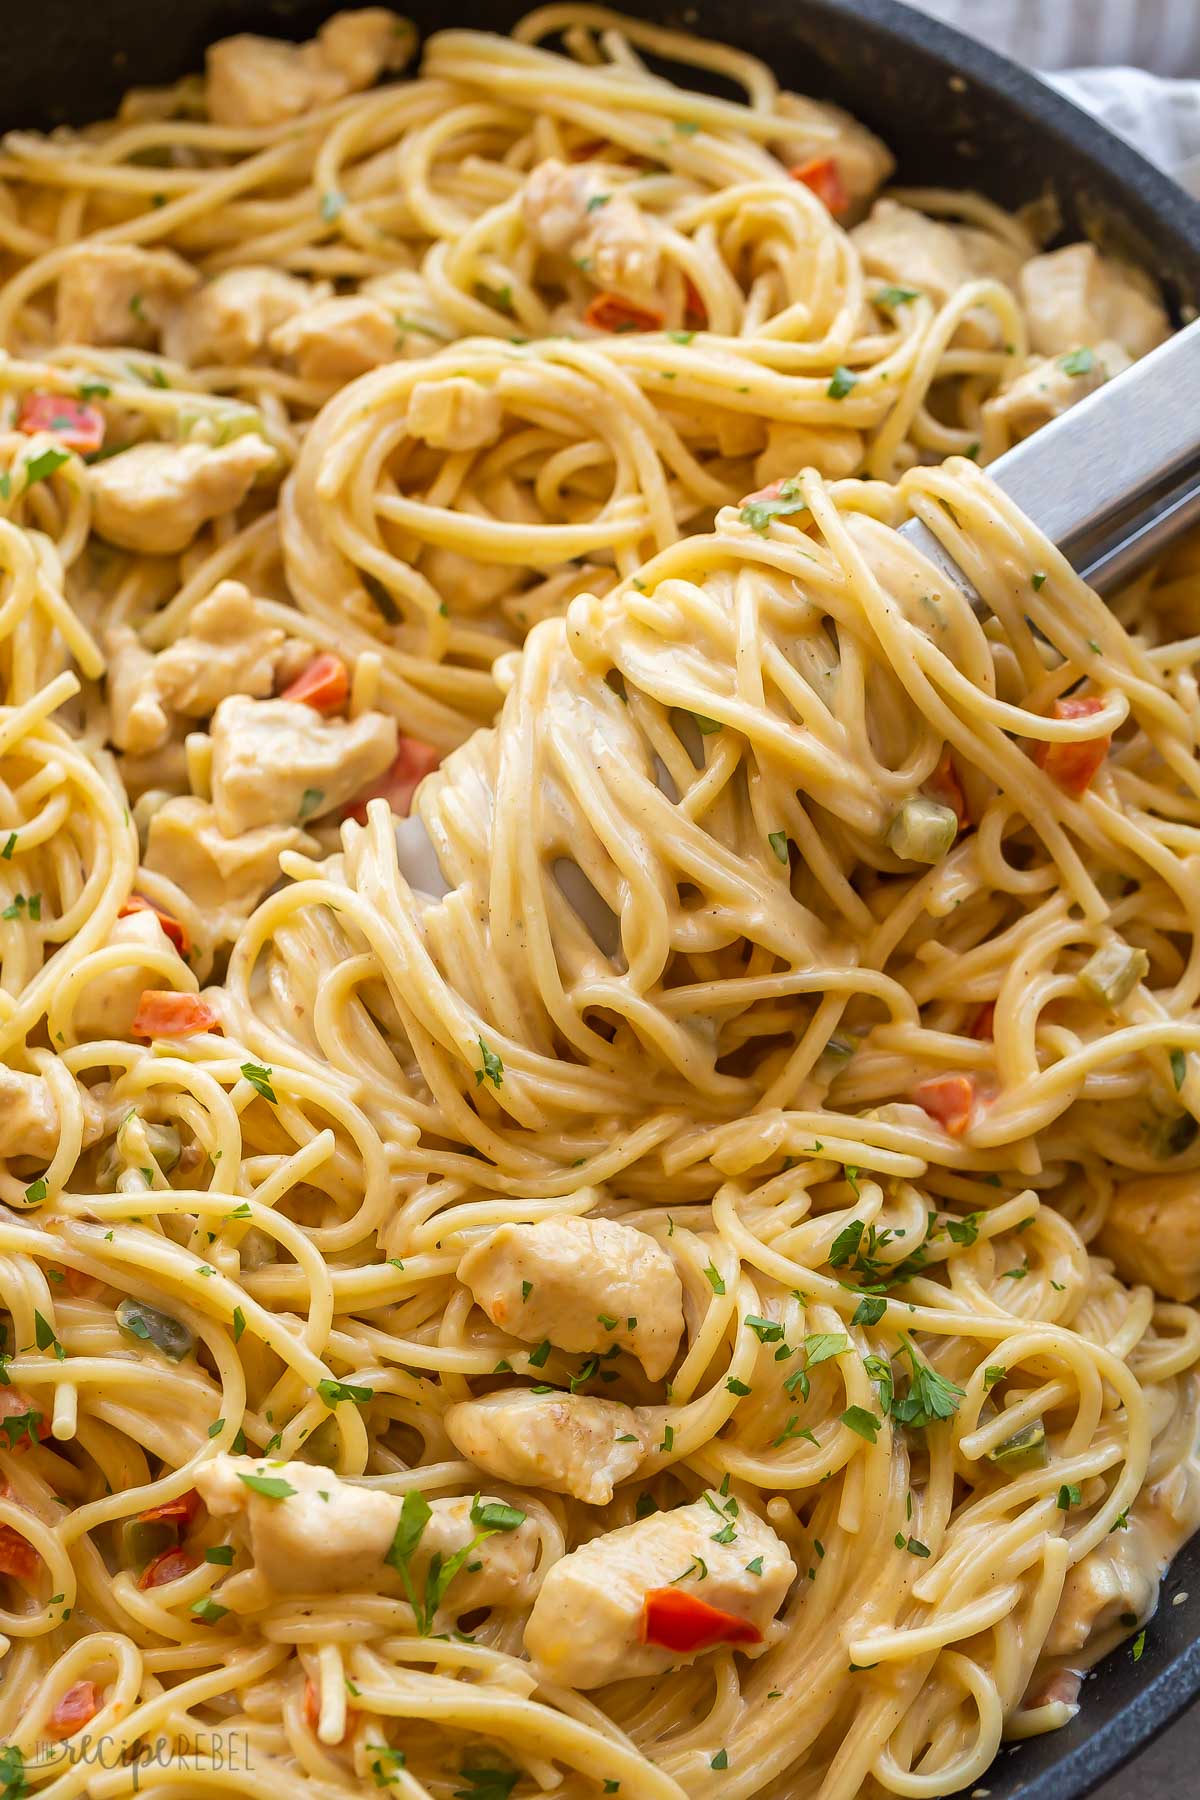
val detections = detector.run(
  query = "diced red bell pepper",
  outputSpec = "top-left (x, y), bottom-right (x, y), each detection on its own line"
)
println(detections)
top-left (138, 1546), bottom-right (199, 1590)
top-left (47, 1680), bottom-right (101, 1739)
top-left (738, 478), bottom-right (791, 507)
top-left (1033, 696), bottom-right (1109, 796)
top-left (641, 1586), bottom-right (763, 1653)
top-left (17, 393), bottom-right (104, 456)
top-left (139, 1487), bottom-right (203, 1528)
top-left (914, 1073), bottom-right (978, 1137)
top-left (0, 1524), bottom-right (40, 1583)
top-left (131, 991), bottom-right (219, 1038)
top-left (926, 748), bottom-right (968, 828)
top-left (280, 653), bottom-right (350, 716)
top-left (343, 737), bottom-right (441, 824)
top-left (583, 292), bottom-right (665, 333)
top-left (119, 894), bottom-right (190, 958)
top-left (789, 155), bottom-right (849, 215)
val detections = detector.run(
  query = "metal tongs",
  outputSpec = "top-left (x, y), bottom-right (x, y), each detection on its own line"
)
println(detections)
top-left (901, 316), bottom-right (1200, 599)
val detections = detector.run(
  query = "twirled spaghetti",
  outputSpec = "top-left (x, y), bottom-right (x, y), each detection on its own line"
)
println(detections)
top-left (0, 10), bottom-right (1195, 1800)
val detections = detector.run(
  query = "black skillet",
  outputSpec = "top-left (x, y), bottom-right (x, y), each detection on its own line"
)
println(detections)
top-left (3, 2), bottom-right (1199, 1795)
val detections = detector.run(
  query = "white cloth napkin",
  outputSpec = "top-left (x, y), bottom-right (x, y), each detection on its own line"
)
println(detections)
top-left (902, 0), bottom-right (1200, 193)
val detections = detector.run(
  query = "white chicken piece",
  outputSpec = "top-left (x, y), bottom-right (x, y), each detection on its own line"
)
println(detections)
top-left (457, 1215), bottom-right (684, 1381)
top-left (144, 797), bottom-right (301, 940)
top-left (55, 244), bottom-right (198, 348)
top-left (105, 626), bottom-right (170, 755)
top-left (775, 95), bottom-right (894, 209)
top-left (525, 1492), bottom-right (796, 1689)
top-left (954, 225), bottom-right (1025, 293)
top-left (412, 1491), bottom-right (541, 1613)
top-left (270, 295), bottom-right (401, 381)
top-left (161, 267), bottom-right (312, 367)
top-left (205, 10), bottom-right (414, 129)
top-left (445, 1390), bottom-right (647, 1505)
top-left (196, 1456), bottom-right (398, 1591)
top-left (407, 377), bottom-right (504, 453)
top-left (107, 585), bottom-right (291, 755)
top-left (985, 341), bottom-right (1127, 444)
top-left (753, 421), bottom-right (863, 488)
top-left (523, 159), bottom-right (661, 306)
top-left (72, 909), bottom-right (189, 1041)
top-left (194, 1455), bottom-right (539, 1609)
top-left (89, 437), bottom-right (276, 556)
top-left (1045, 1515), bottom-right (1164, 1657)
top-left (319, 9), bottom-right (416, 88)
top-left (151, 582), bottom-right (289, 719)
top-left (0, 1068), bottom-right (102, 1161)
top-left (1098, 1172), bottom-right (1200, 1302)
top-left (1018, 243), bottom-right (1169, 362)
top-left (851, 200), bottom-right (970, 309)
top-left (209, 695), bottom-right (397, 835)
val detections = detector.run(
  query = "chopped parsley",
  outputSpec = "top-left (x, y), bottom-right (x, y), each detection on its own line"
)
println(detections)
top-left (23, 448), bottom-right (70, 487)
top-left (840, 1405), bottom-right (880, 1443)
top-left (826, 365), bottom-right (857, 399)
top-left (703, 1263), bottom-right (726, 1295)
top-left (1058, 1483), bottom-right (1082, 1510)
top-left (317, 1378), bottom-right (374, 1407)
top-left (740, 479), bottom-right (806, 534)
top-left (240, 1062), bottom-right (277, 1103)
top-left (476, 1039), bottom-right (504, 1088)
top-left (237, 1472), bottom-right (297, 1501)
top-left (1060, 346), bottom-right (1096, 377)
top-left (875, 285), bottom-right (921, 308)
top-left (767, 830), bottom-right (789, 865)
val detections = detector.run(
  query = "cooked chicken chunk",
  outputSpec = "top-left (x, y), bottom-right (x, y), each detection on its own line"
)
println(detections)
top-left (206, 10), bottom-right (414, 129)
top-left (196, 1455), bottom-right (398, 1591)
top-left (445, 1390), bottom-right (647, 1505)
top-left (775, 95), bottom-right (894, 207)
top-left (72, 909), bottom-right (188, 1041)
top-left (1019, 244), bottom-right (1169, 361)
top-left (151, 582), bottom-right (289, 718)
top-left (985, 342), bottom-right (1127, 444)
top-left (161, 268), bottom-right (312, 367)
top-left (143, 796), bottom-right (301, 939)
top-left (413, 1491), bottom-right (541, 1613)
top-left (1098, 1172), bottom-right (1200, 1302)
top-left (852, 200), bottom-right (969, 308)
top-left (753, 422), bottom-right (863, 488)
top-left (107, 584), bottom-right (291, 755)
top-left (0, 1068), bottom-right (101, 1160)
top-left (1046, 1520), bottom-right (1162, 1657)
top-left (457, 1215), bottom-right (684, 1381)
top-left (270, 295), bottom-right (401, 380)
top-left (89, 437), bottom-right (276, 555)
top-left (194, 1455), bottom-right (538, 1609)
top-left (105, 627), bottom-right (170, 756)
top-left (55, 244), bottom-right (198, 348)
top-left (525, 1493), bottom-right (796, 1688)
top-left (209, 695), bottom-right (397, 834)
top-left (407, 377), bottom-right (504, 453)
top-left (523, 159), bottom-right (661, 306)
